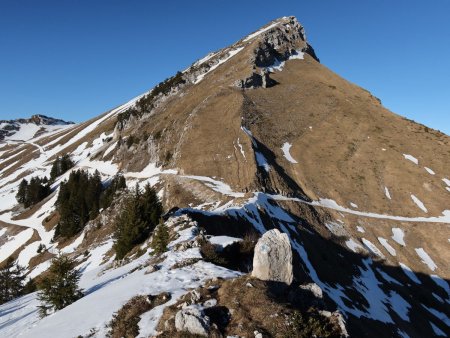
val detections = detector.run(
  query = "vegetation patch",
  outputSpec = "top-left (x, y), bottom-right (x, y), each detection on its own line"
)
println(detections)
top-left (55, 171), bottom-right (126, 239)
top-left (116, 71), bottom-right (186, 128)
top-left (114, 184), bottom-right (162, 260)
top-left (157, 276), bottom-right (341, 338)
top-left (107, 292), bottom-right (171, 338)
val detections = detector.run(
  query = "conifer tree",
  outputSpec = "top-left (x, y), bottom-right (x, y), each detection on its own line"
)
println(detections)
top-left (113, 184), bottom-right (163, 260)
top-left (56, 169), bottom-right (105, 238)
top-left (150, 222), bottom-right (169, 254)
top-left (37, 255), bottom-right (83, 317)
top-left (16, 179), bottom-right (28, 205)
top-left (50, 154), bottom-right (74, 182)
top-left (0, 258), bottom-right (26, 305)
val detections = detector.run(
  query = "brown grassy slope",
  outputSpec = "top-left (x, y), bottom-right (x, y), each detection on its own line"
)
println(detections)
top-left (244, 54), bottom-right (450, 217)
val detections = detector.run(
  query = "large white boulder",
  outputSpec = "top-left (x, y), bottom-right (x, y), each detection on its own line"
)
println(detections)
top-left (252, 229), bottom-right (293, 285)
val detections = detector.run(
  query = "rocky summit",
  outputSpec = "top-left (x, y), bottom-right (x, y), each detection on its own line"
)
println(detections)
top-left (0, 16), bottom-right (449, 338)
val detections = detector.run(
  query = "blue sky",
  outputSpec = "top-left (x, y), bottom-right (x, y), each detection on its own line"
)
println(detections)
top-left (1, 1), bottom-right (449, 135)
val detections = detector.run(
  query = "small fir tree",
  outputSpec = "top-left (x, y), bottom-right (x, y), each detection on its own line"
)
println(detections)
top-left (0, 258), bottom-right (26, 304)
top-left (150, 222), bottom-right (169, 255)
top-left (113, 184), bottom-right (163, 260)
top-left (37, 255), bottom-right (83, 317)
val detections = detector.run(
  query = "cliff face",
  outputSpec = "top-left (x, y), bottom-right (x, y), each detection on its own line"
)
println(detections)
top-left (0, 16), bottom-right (449, 337)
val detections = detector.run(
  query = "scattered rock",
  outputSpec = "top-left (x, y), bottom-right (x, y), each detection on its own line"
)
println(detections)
top-left (299, 283), bottom-right (323, 299)
top-left (190, 290), bottom-right (201, 303)
top-left (146, 264), bottom-right (160, 273)
top-left (203, 298), bottom-right (217, 308)
top-left (252, 229), bottom-right (293, 285)
top-left (254, 330), bottom-right (263, 338)
top-left (320, 310), bottom-right (349, 337)
top-left (175, 306), bottom-right (211, 336)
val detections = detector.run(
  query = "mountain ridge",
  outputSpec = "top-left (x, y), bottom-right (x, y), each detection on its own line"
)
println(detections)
top-left (0, 16), bottom-right (449, 338)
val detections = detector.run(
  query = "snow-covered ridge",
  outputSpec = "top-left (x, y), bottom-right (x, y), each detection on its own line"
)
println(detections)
top-left (0, 114), bottom-right (74, 142)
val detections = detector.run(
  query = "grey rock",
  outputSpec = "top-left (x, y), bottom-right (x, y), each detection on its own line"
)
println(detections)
top-left (252, 229), bottom-right (293, 285)
top-left (175, 306), bottom-right (210, 336)
top-left (299, 283), bottom-right (323, 299)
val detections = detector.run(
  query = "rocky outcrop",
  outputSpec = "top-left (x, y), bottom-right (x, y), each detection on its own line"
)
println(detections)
top-left (252, 16), bottom-right (319, 67)
top-left (236, 69), bottom-right (277, 89)
top-left (252, 229), bottom-right (293, 284)
top-left (174, 306), bottom-right (210, 336)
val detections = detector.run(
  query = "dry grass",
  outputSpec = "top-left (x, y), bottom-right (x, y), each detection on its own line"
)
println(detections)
top-left (107, 293), bottom-right (171, 338)
top-left (157, 276), bottom-right (341, 338)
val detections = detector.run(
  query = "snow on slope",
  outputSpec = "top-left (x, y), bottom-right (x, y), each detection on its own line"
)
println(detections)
top-left (281, 142), bottom-right (298, 163)
top-left (0, 218), bottom-right (240, 338)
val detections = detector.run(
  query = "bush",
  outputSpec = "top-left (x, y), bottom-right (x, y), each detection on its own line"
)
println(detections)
top-left (37, 255), bottom-right (83, 317)
top-left (284, 311), bottom-right (340, 338)
top-left (107, 295), bottom-right (152, 338)
top-left (114, 184), bottom-right (163, 260)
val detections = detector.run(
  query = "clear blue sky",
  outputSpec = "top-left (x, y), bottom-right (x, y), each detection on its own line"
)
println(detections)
top-left (1, 1), bottom-right (449, 134)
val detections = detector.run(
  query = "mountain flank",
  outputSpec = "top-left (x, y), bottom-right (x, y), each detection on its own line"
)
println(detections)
top-left (0, 16), bottom-right (449, 338)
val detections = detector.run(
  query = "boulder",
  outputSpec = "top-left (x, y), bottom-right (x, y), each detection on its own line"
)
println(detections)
top-left (299, 283), bottom-right (323, 299)
top-left (252, 229), bottom-right (293, 284)
top-left (175, 306), bottom-right (210, 336)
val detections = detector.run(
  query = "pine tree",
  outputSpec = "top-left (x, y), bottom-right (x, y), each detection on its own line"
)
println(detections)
top-left (0, 258), bottom-right (26, 304)
top-left (16, 179), bottom-right (28, 205)
top-left (113, 184), bottom-right (163, 260)
top-left (50, 154), bottom-right (74, 182)
top-left (151, 222), bottom-right (169, 254)
top-left (56, 169), bottom-right (105, 238)
top-left (37, 255), bottom-right (83, 317)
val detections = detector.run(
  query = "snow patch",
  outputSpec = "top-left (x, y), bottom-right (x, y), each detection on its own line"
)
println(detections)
top-left (377, 237), bottom-right (396, 256)
top-left (255, 151), bottom-right (270, 172)
top-left (384, 186), bottom-right (391, 200)
top-left (361, 238), bottom-right (385, 259)
top-left (430, 322), bottom-right (446, 336)
top-left (281, 142), bottom-right (298, 163)
top-left (0, 228), bottom-right (34, 263)
top-left (403, 154), bottom-right (418, 165)
top-left (392, 228), bottom-right (406, 246)
top-left (194, 47), bottom-right (244, 84)
top-left (209, 236), bottom-right (242, 249)
top-left (243, 22), bottom-right (279, 42)
top-left (345, 239), bottom-right (364, 253)
top-left (411, 194), bottom-right (427, 213)
top-left (414, 248), bottom-right (437, 271)
top-left (424, 167), bottom-right (435, 175)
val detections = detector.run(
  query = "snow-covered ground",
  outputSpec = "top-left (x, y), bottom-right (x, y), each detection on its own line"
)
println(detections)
top-left (0, 220), bottom-right (240, 338)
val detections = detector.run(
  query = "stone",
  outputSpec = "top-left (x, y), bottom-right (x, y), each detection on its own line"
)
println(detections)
top-left (252, 229), bottom-right (293, 285)
top-left (175, 306), bottom-right (210, 336)
top-left (299, 283), bottom-right (323, 299)
top-left (146, 264), bottom-right (160, 273)
top-left (203, 298), bottom-right (217, 308)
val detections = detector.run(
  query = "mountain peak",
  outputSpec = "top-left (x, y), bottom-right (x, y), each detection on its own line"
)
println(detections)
top-left (0, 114), bottom-right (74, 141)
top-left (242, 16), bottom-right (319, 63)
